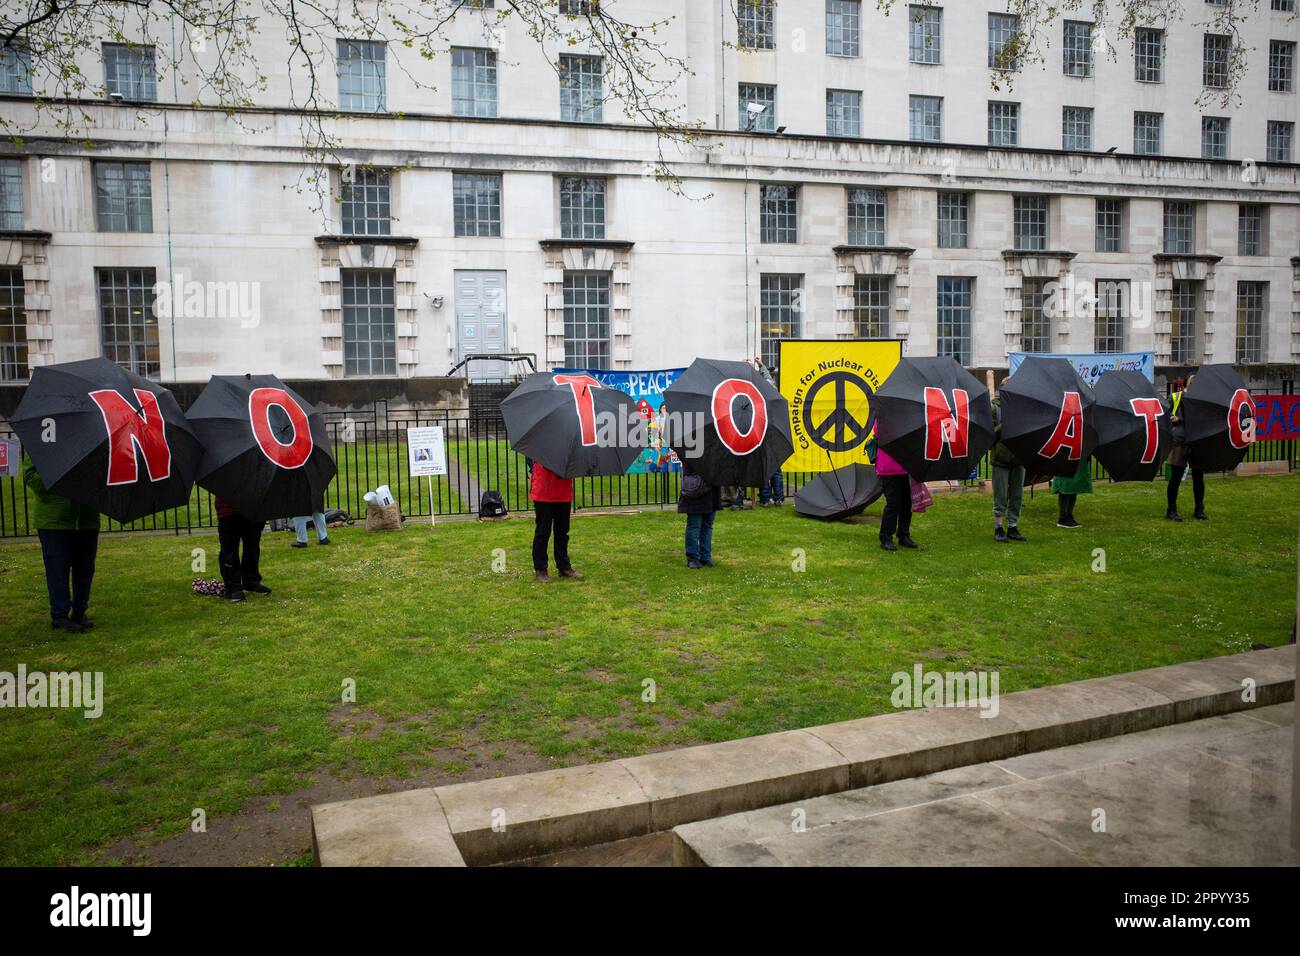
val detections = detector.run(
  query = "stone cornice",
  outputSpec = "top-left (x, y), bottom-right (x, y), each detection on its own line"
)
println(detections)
top-left (832, 245), bottom-right (915, 257)
top-left (1000, 249), bottom-right (1077, 260)
top-left (538, 239), bottom-right (635, 251)
top-left (0, 229), bottom-right (52, 243)
top-left (314, 235), bottom-right (419, 247)
top-left (1152, 253), bottom-right (1224, 265)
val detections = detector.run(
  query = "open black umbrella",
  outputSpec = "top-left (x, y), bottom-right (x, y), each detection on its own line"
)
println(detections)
top-left (794, 464), bottom-right (883, 521)
top-left (873, 357), bottom-right (994, 481)
top-left (501, 372), bottom-right (643, 478)
top-left (1093, 370), bottom-right (1171, 482)
top-left (1182, 364), bottom-right (1255, 472)
top-left (11, 358), bottom-right (202, 523)
top-left (999, 357), bottom-right (1098, 478)
top-left (186, 374), bottom-right (337, 521)
top-left (662, 358), bottom-right (793, 487)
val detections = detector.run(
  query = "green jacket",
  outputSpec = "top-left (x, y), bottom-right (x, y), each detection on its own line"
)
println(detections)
top-left (22, 454), bottom-right (100, 531)
top-left (1051, 458), bottom-right (1094, 496)
top-left (990, 398), bottom-right (1020, 469)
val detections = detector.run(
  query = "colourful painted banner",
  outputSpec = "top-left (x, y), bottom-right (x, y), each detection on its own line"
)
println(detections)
top-left (1008, 351), bottom-right (1155, 387)
top-left (551, 368), bottom-right (685, 473)
top-left (1252, 394), bottom-right (1300, 442)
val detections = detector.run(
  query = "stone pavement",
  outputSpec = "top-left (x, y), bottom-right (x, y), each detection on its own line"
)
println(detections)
top-left (673, 702), bottom-right (1297, 866)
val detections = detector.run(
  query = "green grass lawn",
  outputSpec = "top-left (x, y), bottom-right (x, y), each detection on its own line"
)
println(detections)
top-left (0, 473), bottom-right (1296, 866)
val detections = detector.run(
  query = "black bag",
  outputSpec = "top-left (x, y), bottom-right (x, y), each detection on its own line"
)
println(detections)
top-left (479, 490), bottom-right (508, 519)
top-left (323, 508), bottom-right (353, 525)
top-left (681, 473), bottom-right (710, 498)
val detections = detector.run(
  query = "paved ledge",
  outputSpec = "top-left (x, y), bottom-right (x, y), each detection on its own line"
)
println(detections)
top-left (311, 646), bottom-right (1294, 866)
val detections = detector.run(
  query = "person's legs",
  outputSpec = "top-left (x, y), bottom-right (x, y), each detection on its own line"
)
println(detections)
top-left (758, 477), bottom-right (772, 505)
top-left (241, 519), bottom-right (265, 588)
top-left (1167, 466), bottom-right (1184, 515)
top-left (1007, 466), bottom-right (1025, 528)
top-left (217, 516), bottom-right (244, 593)
top-left (880, 475), bottom-right (903, 540)
top-left (292, 516), bottom-right (309, 545)
top-left (700, 510), bottom-right (716, 564)
top-left (1191, 469), bottom-right (1206, 517)
top-left (772, 471), bottom-right (785, 503)
top-left (896, 486), bottom-right (914, 542)
top-left (37, 529), bottom-right (74, 624)
top-left (313, 511), bottom-right (330, 542)
top-left (552, 502), bottom-right (572, 571)
top-left (532, 503), bottom-right (555, 572)
top-left (70, 530), bottom-right (99, 621)
top-left (992, 465), bottom-right (1009, 527)
top-left (685, 514), bottom-right (702, 564)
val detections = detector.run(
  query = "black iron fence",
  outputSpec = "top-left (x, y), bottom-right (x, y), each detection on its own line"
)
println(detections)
top-left (1, 396), bottom-right (1295, 539)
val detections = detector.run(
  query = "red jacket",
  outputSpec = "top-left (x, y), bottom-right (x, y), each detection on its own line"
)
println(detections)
top-left (530, 463), bottom-right (573, 503)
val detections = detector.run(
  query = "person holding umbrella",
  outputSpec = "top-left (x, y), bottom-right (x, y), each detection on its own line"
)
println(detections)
top-left (678, 463), bottom-right (722, 568)
top-left (216, 497), bottom-right (271, 602)
top-left (530, 460), bottom-right (580, 582)
top-left (990, 396), bottom-right (1027, 543)
top-left (1164, 376), bottom-right (1205, 522)
top-left (1051, 459), bottom-right (1092, 529)
top-left (22, 452), bottom-right (100, 632)
top-left (875, 444), bottom-right (916, 551)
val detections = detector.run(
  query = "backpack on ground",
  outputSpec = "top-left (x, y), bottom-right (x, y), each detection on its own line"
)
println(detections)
top-left (479, 490), bottom-right (508, 519)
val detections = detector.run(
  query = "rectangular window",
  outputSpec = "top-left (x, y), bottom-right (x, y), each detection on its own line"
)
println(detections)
top-left (739, 83), bottom-right (776, 131)
top-left (0, 159), bottom-right (22, 230)
top-left (988, 101), bottom-right (1019, 147)
top-left (103, 43), bottom-right (156, 101)
top-left (563, 271), bottom-right (611, 369)
top-left (1202, 116), bottom-right (1230, 159)
top-left (1134, 28), bottom-right (1164, 82)
top-left (1094, 280), bottom-right (1128, 353)
top-left (1014, 195), bottom-right (1049, 251)
top-left (1203, 34), bottom-right (1231, 89)
top-left (908, 4), bottom-right (942, 64)
top-left (94, 162), bottom-right (152, 232)
top-left (853, 276), bottom-right (891, 338)
top-left (760, 184), bottom-right (798, 244)
top-left (1163, 201), bottom-right (1195, 254)
top-left (453, 172), bottom-right (502, 237)
top-left (988, 13), bottom-right (1020, 70)
top-left (827, 89), bottom-right (862, 137)
top-left (738, 0), bottom-right (775, 50)
top-left (0, 45), bottom-right (32, 95)
top-left (1095, 199), bottom-right (1124, 252)
top-left (847, 188), bottom-right (887, 246)
top-left (1237, 204), bottom-right (1264, 256)
top-left (937, 192), bottom-right (968, 249)
top-left (1274, 0), bottom-right (1297, 12)
top-left (1062, 107), bottom-right (1093, 150)
top-left (1270, 40), bottom-right (1296, 92)
top-left (1170, 279), bottom-right (1200, 364)
top-left (558, 0), bottom-right (592, 13)
top-left (341, 269), bottom-right (396, 377)
top-left (759, 274), bottom-right (802, 371)
top-left (1235, 281), bottom-right (1267, 364)
top-left (451, 47), bottom-right (498, 118)
top-left (1134, 112), bottom-right (1163, 155)
top-left (0, 267), bottom-right (27, 381)
top-left (909, 95), bottom-right (942, 142)
top-left (826, 0), bottom-right (862, 58)
top-left (1020, 279), bottom-right (1052, 352)
top-left (1267, 120), bottom-right (1294, 161)
top-left (1063, 21), bottom-right (1093, 77)
top-left (559, 54), bottom-right (603, 123)
top-left (936, 277), bottom-right (972, 366)
top-left (340, 168), bottom-right (391, 236)
top-left (97, 268), bottom-right (159, 379)
top-left (337, 40), bottom-right (386, 112)
top-left (560, 176), bottom-right (606, 240)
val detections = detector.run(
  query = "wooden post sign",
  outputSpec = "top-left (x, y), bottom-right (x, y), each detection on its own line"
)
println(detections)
top-left (406, 426), bottom-right (448, 528)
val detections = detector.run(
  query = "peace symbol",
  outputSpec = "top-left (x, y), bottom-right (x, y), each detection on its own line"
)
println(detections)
top-left (803, 371), bottom-right (875, 453)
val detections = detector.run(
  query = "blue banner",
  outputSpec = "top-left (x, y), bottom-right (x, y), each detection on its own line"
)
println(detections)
top-left (552, 368), bottom-right (686, 473)
top-left (1008, 352), bottom-right (1155, 387)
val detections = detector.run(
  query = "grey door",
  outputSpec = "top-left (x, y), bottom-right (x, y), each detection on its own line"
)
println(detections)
top-left (455, 270), bottom-right (508, 381)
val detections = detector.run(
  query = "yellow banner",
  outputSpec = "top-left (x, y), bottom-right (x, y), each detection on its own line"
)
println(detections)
top-left (779, 339), bottom-right (903, 472)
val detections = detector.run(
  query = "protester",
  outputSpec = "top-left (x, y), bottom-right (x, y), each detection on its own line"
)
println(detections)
top-left (1165, 376), bottom-right (1206, 522)
top-left (22, 453), bottom-right (100, 632)
top-left (1052, 458), bottom-right (1092, 529)
top-left (758, 471), bottom-right (785, 506)
top-left (678, 465), bottom-right (721, 569)
top-left (875, 446), bottom-right (917, 551)
top-left (216, 497), bottom-right (270, 602)
top-left (724, 485), bottom-right (748, 510)
top-left (990, 395), bottom-right (1028, 543)
top-left (291, 510), bottom-right (330, 548)
top-left (531, 460), bottom-right (581, 582)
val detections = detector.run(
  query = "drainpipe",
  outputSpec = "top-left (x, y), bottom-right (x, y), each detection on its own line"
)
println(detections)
top-left (162, 19), bottom-right (179, 382)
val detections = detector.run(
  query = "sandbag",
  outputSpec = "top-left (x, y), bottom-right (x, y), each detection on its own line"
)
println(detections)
top-left (365, 501), bottom-right (403, 531)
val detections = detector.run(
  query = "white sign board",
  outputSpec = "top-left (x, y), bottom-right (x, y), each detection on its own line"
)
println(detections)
top-left (407, 427), bottom-right (447, 477)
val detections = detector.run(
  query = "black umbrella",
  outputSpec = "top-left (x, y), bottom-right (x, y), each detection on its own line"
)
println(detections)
top-left (1093, 370), bottom-right (1171, 482)
top-left (1182, 364), bottom-right (1256, 472)
top-left (11, 358), bottom-right (202, 523)
top-left (873, 357), bottom-right (994, 481)
top-left (501, 372), bottom-right (643, 478)
top-left (662, 358), bottom-right (794, 487)
top-left (186, 374), bottom-right (337, 522)
top-left (999, 357), bottom-right (1098, 478)
top-left (794, 464), bottom-right (883, 521)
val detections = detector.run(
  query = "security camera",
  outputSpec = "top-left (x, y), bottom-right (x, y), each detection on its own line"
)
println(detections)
top-left (424, 292), bottom-right (445, 309)
top-left (746, 102), bottom-right (767, 116)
